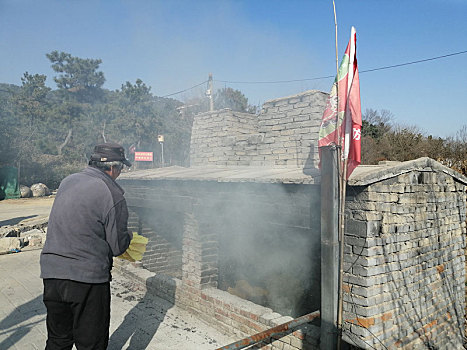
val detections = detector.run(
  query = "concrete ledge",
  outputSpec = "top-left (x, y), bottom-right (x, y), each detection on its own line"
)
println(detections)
top-left (113, 259), bottom-right (321, 349)
top-left (0, 217), bottom-right (49, 238)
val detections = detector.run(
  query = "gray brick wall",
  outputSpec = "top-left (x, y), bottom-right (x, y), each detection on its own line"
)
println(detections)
top-left (190, 90), bottom-right (328, 168)
top-left (190, 110), bottom-right (260, 166)
top-left (342, 170), bottom-right (466, 349)
top-left (127, 193), bottom-right (184, 279)
top-left (258, 91), bottom-right (328, 169)
top-left (119, 178), bottom-right (323, 349)
top-left (114, 257), bottom-right (321, 349)
top-left (120, 103), bottom-right (467, 349)
top-left (120, 179), bottom-right (321, 316)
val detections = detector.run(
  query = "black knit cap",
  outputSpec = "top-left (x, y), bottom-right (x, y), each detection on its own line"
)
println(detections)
top-left (90, 142), bottom-right (131, 167)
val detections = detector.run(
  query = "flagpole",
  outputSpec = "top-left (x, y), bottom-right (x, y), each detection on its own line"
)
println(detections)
top-left (333, 1), bottom-right (339, 82)
top-left (333, 1), bottom-right (346, 349)
top-left (337, 161), bottom-right (348, 350)
top-left (333, 0), bottom-right (339, 142)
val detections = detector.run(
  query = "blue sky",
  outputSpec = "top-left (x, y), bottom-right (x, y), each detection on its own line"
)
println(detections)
top-left (1, 0), bottom-right (466, 138)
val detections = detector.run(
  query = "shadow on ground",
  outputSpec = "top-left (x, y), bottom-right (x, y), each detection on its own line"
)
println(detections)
top-left (108, 276), bottom-right (173, 350)
top-left (0, 215), bottom-right (38, 227)
top-left (0, 295), bottom-right (46, 349)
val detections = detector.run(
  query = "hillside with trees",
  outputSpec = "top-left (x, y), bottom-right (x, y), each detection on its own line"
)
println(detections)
top-left (361, 109), bottom-right (467, 176)
top-left (0, 52), bottom-right (256, 188)
top-left (1, 51), bottom-right (465, 189)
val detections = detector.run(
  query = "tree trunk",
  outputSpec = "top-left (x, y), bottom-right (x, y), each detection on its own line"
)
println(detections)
top-left (57, 128), bottom-right (73, 155)
top-left (101, 120), bottom-right (107, 143)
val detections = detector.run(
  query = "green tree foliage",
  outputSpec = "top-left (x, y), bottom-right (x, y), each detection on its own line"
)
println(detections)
top-left (0, 53), bottom-right (193, 187)
top-left (116, 79), bottom-right (158, 146)
top-left (100, 80), bottom-right (186, 168)
top-left (46, 51), bottom-right (105, 103)
top-left (214, 87), bottom-right (257, 113)
top-left (46, 51), bottom-right (107, 156)
top-left (8, 73), bottom-right (51, 161)
top-left (0, 84), bottom-right (20, 165)
top-left (2, 51), bottom-right (466, 188)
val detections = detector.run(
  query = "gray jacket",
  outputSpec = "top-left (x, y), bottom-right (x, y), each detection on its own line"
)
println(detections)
top-left (40, 166), bottom-right (132, 283)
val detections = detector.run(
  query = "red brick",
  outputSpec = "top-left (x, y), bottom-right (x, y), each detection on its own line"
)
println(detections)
top-left (248, 320), bottom-right (265, 333)
top-left (215, 307), bottom-right (230, 317)
top-left (231, 312), bottom-right (249, 325)
top-left (345, 317), bottom-right (375, 328)
top-left (381, 312), bottom-right (392, 322)
top-left (293, 330), bottom-right (305, 340)
top-left (423, 319), bottom-right (437, 331)
top-left (239, 309), bottom-right (260, 321)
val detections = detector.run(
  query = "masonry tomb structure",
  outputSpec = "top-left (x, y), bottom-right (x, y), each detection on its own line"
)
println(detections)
top-left (117, 90), bottom-right (466, 349)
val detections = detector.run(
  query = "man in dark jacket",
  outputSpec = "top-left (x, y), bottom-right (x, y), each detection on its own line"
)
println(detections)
top-left (40, 142), bottom-right (133, 350)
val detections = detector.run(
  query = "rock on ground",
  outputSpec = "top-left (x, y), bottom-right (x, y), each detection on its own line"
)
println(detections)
top-left (30, 183), bottom-right (50, 197)
top-left (20, 185), bottom-right (32, 198)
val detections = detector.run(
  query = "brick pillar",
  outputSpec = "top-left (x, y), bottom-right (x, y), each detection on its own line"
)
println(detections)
top-left (127, 209), bottom-right (140, 234)
top-left (182, 212), bottom-right (218, 289)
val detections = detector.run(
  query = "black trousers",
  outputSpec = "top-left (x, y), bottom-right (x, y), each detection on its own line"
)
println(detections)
top-left (43, 279), bottom-right (110, 350)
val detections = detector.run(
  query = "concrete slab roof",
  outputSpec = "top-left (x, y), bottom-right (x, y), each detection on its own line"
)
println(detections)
top-left (348, 157), bottom-right (467, 186)
top-left (118, 166), bottom-right (321, 184)
top-left (118, 157), bottom-right (467, 187)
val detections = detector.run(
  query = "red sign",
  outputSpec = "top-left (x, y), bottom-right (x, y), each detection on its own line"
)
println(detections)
top-left (134, 152), bottom-right (153, 162)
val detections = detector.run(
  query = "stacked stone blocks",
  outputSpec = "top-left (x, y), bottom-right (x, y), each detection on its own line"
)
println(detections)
top-left (190, 90), bottom-right (328, 168)
top-left (190, 110), bottom-right (260, 166)
top-left (126, 189), bottom-right (184, 280)
top-left (114, 257), bottom-right (321, 350)
top-left (120, 91), bottom-right (467, 349)
top-left (119, 178), bottom-right (322, 349)
top-left (342, 170), bottom-right (466, 349)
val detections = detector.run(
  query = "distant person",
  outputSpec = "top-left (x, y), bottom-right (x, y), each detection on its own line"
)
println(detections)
top-left (40, 142), bottom-right (133, 350)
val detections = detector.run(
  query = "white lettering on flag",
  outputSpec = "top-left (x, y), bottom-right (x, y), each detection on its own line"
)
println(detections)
top-left (353, 128), bottom-right (361, 141)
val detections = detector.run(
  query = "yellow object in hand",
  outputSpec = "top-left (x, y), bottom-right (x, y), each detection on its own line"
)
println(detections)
top-left (118, 232), bottom-right (149, 262)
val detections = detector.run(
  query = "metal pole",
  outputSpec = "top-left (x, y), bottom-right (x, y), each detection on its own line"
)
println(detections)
top-left (208, 73), bottom-right (214, 111)
top-left (320, 145), bottom-right (340, 350)
top-left (17, 161), bottom-right (20, 190)
top-left (216, 311), bottom-right (320, 350)
top-left (337, 160), bottom-right (347, 350)
top-left (332, 3), bottom-right (345, 349)
top-left (160, 142), bottom-right (164, 167)
top-left (333, 1), bottom-right (339, 81)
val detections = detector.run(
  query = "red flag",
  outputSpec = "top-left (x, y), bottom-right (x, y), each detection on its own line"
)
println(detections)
top-left (319, 26), bottom-right (362, 179)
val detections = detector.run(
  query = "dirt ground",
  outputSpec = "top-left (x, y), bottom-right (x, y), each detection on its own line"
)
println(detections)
top-left (0, 196), bottom-right (55, 227)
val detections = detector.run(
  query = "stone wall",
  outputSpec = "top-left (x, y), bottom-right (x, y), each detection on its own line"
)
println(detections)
top-left (190, 90), bottom-right (328, 169)
top-left (120, 99), bottom-right (467, 349)
top-left (119, 177), bottom-right (322, 349)
top-left (126, 190), bottom-right (185, 279)
top-left (115, 258), bottom-right (321, 349)
top-left (190, 110), bottom-right (260, 166)
top-left (258, 91), bottom-right (327, 169)
top-left (118, 161), bottom-right (467, 349)
top-left (342, 169), bottom-right (466, 349)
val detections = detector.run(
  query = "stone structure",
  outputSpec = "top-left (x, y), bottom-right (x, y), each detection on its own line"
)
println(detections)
top-left (343, 158), bottom-right (466, 349)
top-left (190, 90), bottom-right (328, 169)
top-left (118, 167), bottom-right (322, 349)
top-left (118, 90), bottom-right (467, 349)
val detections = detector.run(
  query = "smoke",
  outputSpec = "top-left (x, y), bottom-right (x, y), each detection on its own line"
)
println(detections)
top-left (204, 181), bottom-right (321, 317)
top-left (125, 176), bottom-right (321, 318)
